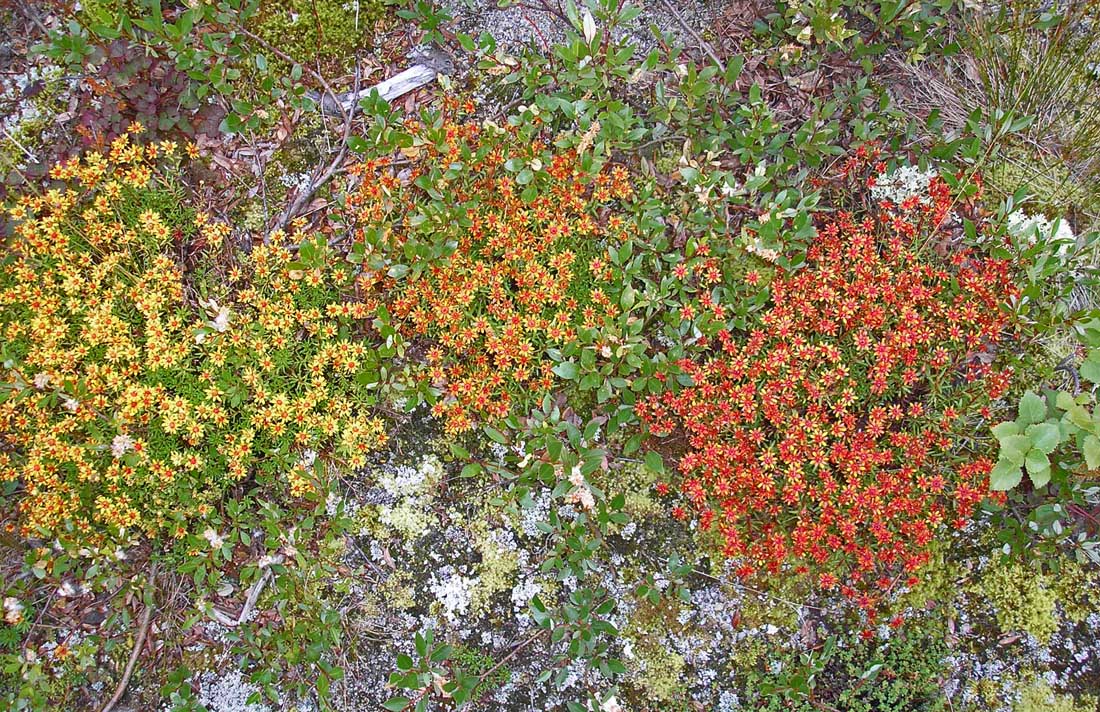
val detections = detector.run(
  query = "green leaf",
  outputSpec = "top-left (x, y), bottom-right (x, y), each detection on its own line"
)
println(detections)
top-left (1018, 391), bottom-right (1046, 424)
top-left (1029, 463), bottom-right (1051, 489)
top-left (1084, 435), bottom-right (1100, 469)
top-left (484, 426), bottom-right (507, 444)
top-left (1024, 448), bottom-right (1050, 478)
top-left (1000, 435), bottom-right (1032, 465)
top-left (1026, 422), bottom-right (1060, 454)
top-left (644, 451), bottom-right (664, 474)
top-left (1081, 356), bottom-right (1100, 385)
top-left (991, 421), bottom-right (1020, 440)
top-left (396, 654), bottom-right (413, 671)
top-left (382, 697), bottom-right (410, 711)
top-left (989, 458), bottom-right (1023, 491)
top-left (552, 361), bottom-right (579, 380)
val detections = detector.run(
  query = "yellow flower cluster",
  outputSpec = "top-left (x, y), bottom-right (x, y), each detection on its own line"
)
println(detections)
top-left (0, 132), bottom-right (386, 545)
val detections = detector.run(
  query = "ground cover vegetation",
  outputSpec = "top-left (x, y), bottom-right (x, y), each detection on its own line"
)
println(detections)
top-left (0, 0), bottom-right (1099, 710)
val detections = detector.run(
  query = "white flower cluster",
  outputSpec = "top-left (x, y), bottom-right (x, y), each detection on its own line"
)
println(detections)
top-left (1006, 209), bottom-right (1075, 249)
top-left (565, 466), bottom-right (596, 511)
top-left (202, 528), bottom-right (225, 550)
top-left (870, 165), bottom-right (938, 206)
top-left (111, 433), bottom-right (134, 459)
top-left (429, 569), bottom-right (479, 623)
top-left (3, 597), bottom-right (24, 625)
top-left (195, 298), bottom-right (231, 343)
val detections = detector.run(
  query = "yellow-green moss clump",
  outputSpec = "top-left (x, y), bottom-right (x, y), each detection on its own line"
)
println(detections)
top-left (621, 597), bottom-right (690, 704)
top-left (968, 559), bottom-right (1058, 643)
top-left (470, 526), bottom-right (520, 616)
top-left (591, 462), bottom-right (662, 521)
top-left (1014, 679), bottom-right (1097, 712)
top-left (357, 456), bottom-right (444, 545)
top-left (891, 538), bottom-right (960, 617)
top-left (986, 143), bottom-right (1095, 217)
top-left (251, 0), bottom-right (387, 73)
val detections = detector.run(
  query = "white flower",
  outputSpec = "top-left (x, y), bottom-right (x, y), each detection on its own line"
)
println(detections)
top-left (3, 597), bottom-right (24, 625)
top-left (199, 298), bottom-right (231, 333)
top-left (33, 373), bottom-right (51, 389)
top-left (601, 697), bottom-right (624, 712)
top-left (1006, 209), bottom-right (1075, 254)
top-left (203, 528), bottom-right (225, 550)
top-left (57, 581), bottom-right (83, 598)
top-left (566, 466), bottom-right (596, 511)
top-left (871, 165), bottom-right (938, 206)
top-left (111, 433), bottom-right (134, 458)
top-left (62, 396), bottom-right (79, 412)
top-left (212, 307), bottom-right (230, 332)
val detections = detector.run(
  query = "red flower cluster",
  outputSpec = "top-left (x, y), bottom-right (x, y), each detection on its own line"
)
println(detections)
top-left (637, 181), bottom-right (1018, 607)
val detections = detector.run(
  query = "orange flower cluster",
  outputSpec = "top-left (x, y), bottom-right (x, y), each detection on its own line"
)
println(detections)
top-left (346, 114), bottom-right (634, 433)
top-left (638, 178), bottom-right (1019, 608)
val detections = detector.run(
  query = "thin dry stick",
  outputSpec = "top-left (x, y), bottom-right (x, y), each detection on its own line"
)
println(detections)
top-left (268, 60), bottom-right (362, 237)
top-left (477, 628), bottom-right (547, 688)
top-left (658, 0), bottom-right (726, 73)
top-left (235, 560), bottom-right (279, 625)
top-left (99, 563), bottom-right (158, 712)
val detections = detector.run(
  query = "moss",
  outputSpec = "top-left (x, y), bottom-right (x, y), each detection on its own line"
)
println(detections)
top-left (469, 526), bottom-right (519, 616)
top-left (1050, 560), bottom-right (1100, 624)
top-left (1014, 679), bottom-right (1096, 712)
top-left (968, 559), bottom-right (1058, 644)
top-left (735, 575), bottom-right (807, 632)
top-left (986, 143), bottom-right (1096, 218)
top-left (592, 462), bottom-right (661, 522)
top-left (628, 637), bottom-right (687, 702)
top-left (451, 644), bottom-right (511, 692)
top-left (250, 0), bottom-right (387, 74)
top-left (621, 597), bottom-right (690, 704)
top-left (831, 630), bottom-right (948, 712)
top-left (0, 67), bottom-right (67, 176)
top-left (729, 635), bottom-right (767, 670)
top-left (891, 538), bottom-right (959, 617)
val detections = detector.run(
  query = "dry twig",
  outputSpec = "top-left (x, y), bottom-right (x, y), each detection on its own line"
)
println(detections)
top-left (99, 563), bottom-right (158, 712)
top-left (658, 0), bottom-right (726, 73)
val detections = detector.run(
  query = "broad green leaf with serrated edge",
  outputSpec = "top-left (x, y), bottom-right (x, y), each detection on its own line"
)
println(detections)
top-left (1025, 448), bottom-right (1050, 477)
top-left (990, 458), bottom-right (1024, 491)
top-left (1084, 435), bottom-right (1100, 469)
top-left (1081, 352), bottom-right (1100, 384)
top-left (1069, 406), bottom-right (1093, 430)
top-left (1018, 391), bottom-right (1046, 424)
top-left (1026, 422), bottom-right (1060, 454)
top-left (1029, 463), bottom-right (1051, 489)
top-left (1000, 435), bottom-right (1032, 465)
top-left (1055, 391), bottom-right (1076, 410)
top-left (991, 421), bottom-right (1020, 439)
